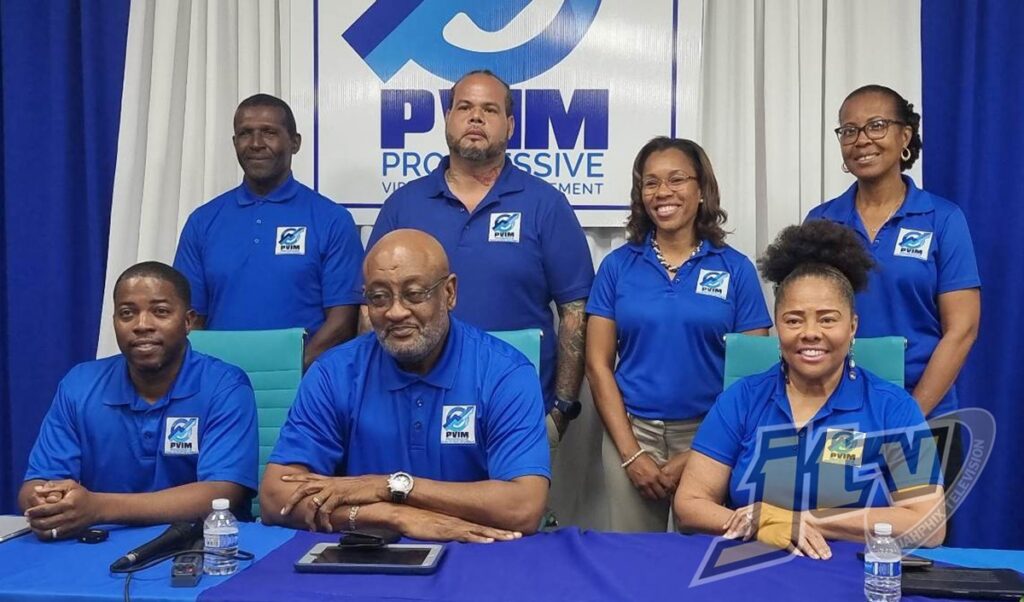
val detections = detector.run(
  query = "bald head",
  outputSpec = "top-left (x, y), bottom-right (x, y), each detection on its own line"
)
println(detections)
top-left (364, 229), bottom-right (450, 281)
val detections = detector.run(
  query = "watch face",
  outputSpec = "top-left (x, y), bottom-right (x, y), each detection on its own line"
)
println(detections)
top-left (390, 473), bottom-right (412, 492)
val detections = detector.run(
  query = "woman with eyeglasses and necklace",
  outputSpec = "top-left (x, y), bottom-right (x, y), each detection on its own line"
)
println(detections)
top-left (674, 220), bottom-right (945, 556)
top-left (586, 137), bottom-right (771, 532)
top-left (805, 86), bottom-right (980, 527)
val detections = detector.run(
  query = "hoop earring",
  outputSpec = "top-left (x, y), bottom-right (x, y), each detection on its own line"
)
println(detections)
top-left (901, 147), bottom-right (911, 161)
top-left (841, 162), bottom-right (850, 173)
top-left (779, 350), bottom-right (790, 384)
top-left (847, 339), bottom-right (857, 380)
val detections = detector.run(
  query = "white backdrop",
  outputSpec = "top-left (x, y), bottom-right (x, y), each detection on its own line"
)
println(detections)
top-left (99, 0), bottom-right (921, 529)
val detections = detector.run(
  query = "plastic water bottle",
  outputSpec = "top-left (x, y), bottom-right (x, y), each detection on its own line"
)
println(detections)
top-left (864, 522), bottom-right (902, 602)
top-left (203, 498), bottom-right (239, 576)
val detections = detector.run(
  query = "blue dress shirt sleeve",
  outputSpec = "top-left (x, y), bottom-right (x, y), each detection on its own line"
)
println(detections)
top-left (320, 207), bottom-right (366, 307)
top-left (482, 363), bottom-right (551, 481)
top-left (23, 380), bottom-right (82, 482)
top-left (196, 375), bottom-right (260, 490)
top-left (584, 251), bottom-right (621, 319)
top-left (539, 193), bottom-right (594, 305)
top-left (268, 361), bottom-right (348, 476)
top-left (936, 207), bottom-right (981, 294)
top-left (691, 382), bottom-right (748, 468)
top-left (730, 255), bottom-right (773, 332)
top-left (173, 213), bottom-right (209, 316)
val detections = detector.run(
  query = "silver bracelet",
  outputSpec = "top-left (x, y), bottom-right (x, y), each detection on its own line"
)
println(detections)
top-left (621, 449), bottom-right (647, 468)
top-left (348, 505), bottom-right (360, 531)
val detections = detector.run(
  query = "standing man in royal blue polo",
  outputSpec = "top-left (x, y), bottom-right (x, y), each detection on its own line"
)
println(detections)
top-left (368, 71), bottom-right (594, 447)
top-left (20, 262), bottom-right (258, 541)
top-left (174, 94), bottom-right (364, 369)
top-left (260, 230), bottom-right (550, 542)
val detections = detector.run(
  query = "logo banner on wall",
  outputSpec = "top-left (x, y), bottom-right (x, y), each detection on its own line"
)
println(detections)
top-left (315, 1), bottom-right (678, 226)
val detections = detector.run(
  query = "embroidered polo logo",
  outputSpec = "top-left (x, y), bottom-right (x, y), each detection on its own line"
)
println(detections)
top-left (695, 269), bottom-right (730, 300)
top-left (441, 405), bottom-right (476, 444)
top-left (488, 213), bottom-right (521, 243)
top-left (893, 228), bottom-right (932, 260)
top-left (822, 428), bottom-right (865, 465)
top-left (164, 417), bottom-right (199, 455)
top-left (276, 226), bottom-right (307, 255)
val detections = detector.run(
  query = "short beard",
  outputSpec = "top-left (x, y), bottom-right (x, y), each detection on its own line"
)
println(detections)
top-left (378, 312), bottom-right (450, 369)
top-left (446, 132), bottom-right (507, 163)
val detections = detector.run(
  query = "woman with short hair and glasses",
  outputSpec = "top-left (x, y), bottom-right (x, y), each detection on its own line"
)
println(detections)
top-left (585, 137), bottom-right (771, 532)
top-left (805, 86), bottom-right (981, 531)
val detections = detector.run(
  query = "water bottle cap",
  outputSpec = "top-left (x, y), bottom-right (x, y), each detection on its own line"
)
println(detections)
top-left (212, 498), bottom-right (230, 510)
top-left (873, 522), bottom-right (893, 536)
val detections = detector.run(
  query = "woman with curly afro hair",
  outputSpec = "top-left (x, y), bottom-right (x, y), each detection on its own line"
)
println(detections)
top-left (674, 220), bottom-right (946, 557)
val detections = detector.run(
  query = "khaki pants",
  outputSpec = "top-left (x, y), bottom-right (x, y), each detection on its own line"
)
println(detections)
top-left (602, 414), bottom-right (702, 532)
top-left (546, 413), bottom-right (560, 465)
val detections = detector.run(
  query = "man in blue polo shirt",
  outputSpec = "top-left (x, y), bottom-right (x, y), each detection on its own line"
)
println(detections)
top-left (367, 71), bottom-right (593, 445)
top-left (19, 262), bottom-right (258, 541)
top-left (174, 94), bottom-right (363, 369)
top-left (260, 230), bottom-right (550, 542)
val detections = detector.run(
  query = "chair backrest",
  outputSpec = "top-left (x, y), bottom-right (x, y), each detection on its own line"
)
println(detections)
top-left (723, 333), bottom-right (906, 389)
top-left (488, 329), bottom-right (542, 376)
top-left (188, 328), bottom-right (305, 517)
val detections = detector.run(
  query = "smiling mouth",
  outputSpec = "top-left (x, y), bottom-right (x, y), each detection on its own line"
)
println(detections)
top-left (132, 341), bottom-right (162, 352)
top-left (854, 153), bottom-right (879, 164)
top-left (797, 348), bottom-right (827, 360)
top-left (653, 205), bottom-right (681, 218)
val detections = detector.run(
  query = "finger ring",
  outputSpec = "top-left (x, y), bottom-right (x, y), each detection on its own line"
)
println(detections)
top-left (312, 496), bottom-right (322, 506)
top-left (50, 528), bottom-right (58, 539)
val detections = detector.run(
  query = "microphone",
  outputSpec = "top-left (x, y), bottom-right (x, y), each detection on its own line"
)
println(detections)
top-left (110, 522), bottom-right (203, 571)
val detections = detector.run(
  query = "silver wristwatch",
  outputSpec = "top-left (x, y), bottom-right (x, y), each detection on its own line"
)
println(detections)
top-left (387, 471), bottom-right (414, 503)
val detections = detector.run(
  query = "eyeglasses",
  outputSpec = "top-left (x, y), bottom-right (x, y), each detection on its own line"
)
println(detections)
top-left (641, 174), bottom-right (698, 196)
top-left (834, 119), bottom-right (905, 145)
top-left (364, 275), bottom-right (450, 309)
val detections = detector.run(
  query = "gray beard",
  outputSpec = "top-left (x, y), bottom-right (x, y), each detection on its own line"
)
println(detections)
top-left (378, 313), bottom-right (450, 368)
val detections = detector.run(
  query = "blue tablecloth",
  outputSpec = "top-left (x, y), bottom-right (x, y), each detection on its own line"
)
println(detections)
top-left (0, 523), bottom-right (1010, 601)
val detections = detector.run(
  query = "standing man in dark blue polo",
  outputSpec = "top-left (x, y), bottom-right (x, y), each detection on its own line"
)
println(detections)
top-left (368, 71), bottom-right (594, 448)
top-left (174, 94), bottom-right (364, 369)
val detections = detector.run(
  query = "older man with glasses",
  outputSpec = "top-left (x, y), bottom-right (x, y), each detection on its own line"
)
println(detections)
top-left (259, 229), bottom-right (550, 542)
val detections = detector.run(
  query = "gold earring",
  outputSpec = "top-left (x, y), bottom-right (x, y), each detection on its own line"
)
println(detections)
top-left (901, 147), bottom-right (911, 161)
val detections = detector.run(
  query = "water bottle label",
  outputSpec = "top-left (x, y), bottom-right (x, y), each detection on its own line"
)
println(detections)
top-left (864, 561), bottom-right (901, 578)
top-left (205, 533), bottom-right (238, 549)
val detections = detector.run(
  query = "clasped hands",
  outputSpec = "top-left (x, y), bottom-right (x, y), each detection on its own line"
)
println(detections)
top-left (23, 480), bottom-right (101, 541)
top-left (721, 502), bottom-right (832, 560)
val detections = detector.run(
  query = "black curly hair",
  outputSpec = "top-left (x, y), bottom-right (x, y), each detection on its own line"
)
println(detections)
top-left (758, 220), bottom-right (875, 312)
top-left (625, 137), bottom-right (728, 247)
top-left (841, 85), bottom-right (922, 171)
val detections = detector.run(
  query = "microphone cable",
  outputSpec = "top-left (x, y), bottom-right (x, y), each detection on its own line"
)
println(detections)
top-left (109, 547), bottom-right (255, 602)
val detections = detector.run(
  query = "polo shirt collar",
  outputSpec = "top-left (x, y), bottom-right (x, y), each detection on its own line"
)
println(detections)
top-left (429, 156), bottom-right (526, 210)
top-left (818, 175), bottom-right (933, 224)
top-left (105, 343), bottom-right (203, 409)
top-left (235, 173), bottom-right (300, 206)
top-left (381, 317), bottom-right (464, 391)
top-left (770, 365), bottom-right (865, 423)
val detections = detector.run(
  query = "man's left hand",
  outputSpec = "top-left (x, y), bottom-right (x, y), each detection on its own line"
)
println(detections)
top-left (279, 473), bottom-right (388, 529)
top-left (549, 409), bottom-right (569, 439)
top-left (24, 480), bottom-right (101, 541)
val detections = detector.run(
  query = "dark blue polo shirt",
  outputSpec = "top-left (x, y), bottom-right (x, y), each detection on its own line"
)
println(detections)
top-left (174, 174), bottom-right (364, 337)
top-left (693, 366), bottom-right (941, 511)
top-left (268, 318), bottom-right (550, 482)
top-left (367, 157), bottom-right (594, 410)
top-left (806, 176), bottom-right (981, 417)
top-left (586, 236), bottom-right (771, 419)
top-left (25, 345), bottom-right (259, 494)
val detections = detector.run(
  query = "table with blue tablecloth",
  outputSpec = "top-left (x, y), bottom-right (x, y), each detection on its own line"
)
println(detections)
top-left (0, 523), bottom-right (1018, 601)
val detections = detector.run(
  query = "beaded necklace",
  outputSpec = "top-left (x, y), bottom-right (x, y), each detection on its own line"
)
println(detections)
top-left (651, 235), bottom-right (702, 273)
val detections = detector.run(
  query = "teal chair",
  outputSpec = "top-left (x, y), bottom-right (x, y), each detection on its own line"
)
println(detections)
top-left (489, 329), bottom-right (542, 376)
top-left (723, 333), bottom-right (906, 389)
top-left (188, 328), bottom-right (305, 517)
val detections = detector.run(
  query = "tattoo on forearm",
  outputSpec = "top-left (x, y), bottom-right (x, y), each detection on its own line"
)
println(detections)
top-left (555, 299), bottom-right (587, 400)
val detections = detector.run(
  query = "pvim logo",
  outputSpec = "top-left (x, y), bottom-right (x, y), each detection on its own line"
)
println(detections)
top-left (489, 212), bottom-right (522, 243)
top-left (696, 270), bottom-right (730, 300)
top-left (343, 2), bottom-right (610, 197)
top-left (894, 228), bottom-right (933, 260)
top-left (275, 226), bottom-right (306, 255)
top-left (164, 417), bottom-right (199, 455)
top-left (441, 405), bottom-right (477, 444)
top-left (828, 431), bottom-right (856, 453)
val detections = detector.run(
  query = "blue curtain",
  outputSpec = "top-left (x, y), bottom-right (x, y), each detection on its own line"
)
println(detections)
top-left (923, 0), bottom-right (1024, 549)
top-left (0, 1), bottom-right (129, 513)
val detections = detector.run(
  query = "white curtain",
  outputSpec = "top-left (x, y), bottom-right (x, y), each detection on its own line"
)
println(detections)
top-left (101, 0), bottom-right (920, 530)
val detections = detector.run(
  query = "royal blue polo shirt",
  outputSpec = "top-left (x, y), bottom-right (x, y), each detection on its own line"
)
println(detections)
top-left (174, 174), bottom-right (364, 337)
top-left (268, 318), bottom-right (551, 482)
top-left (24, 344), bottom-right (259, 495)
top-left (586, 236), bottom-right (771, 420)
top-left (806, 176), bottom-right (981, 417)
top-left (367, 157), bottom-right (594, 410)
top-left (692, 366), bottom-right (941, 512)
